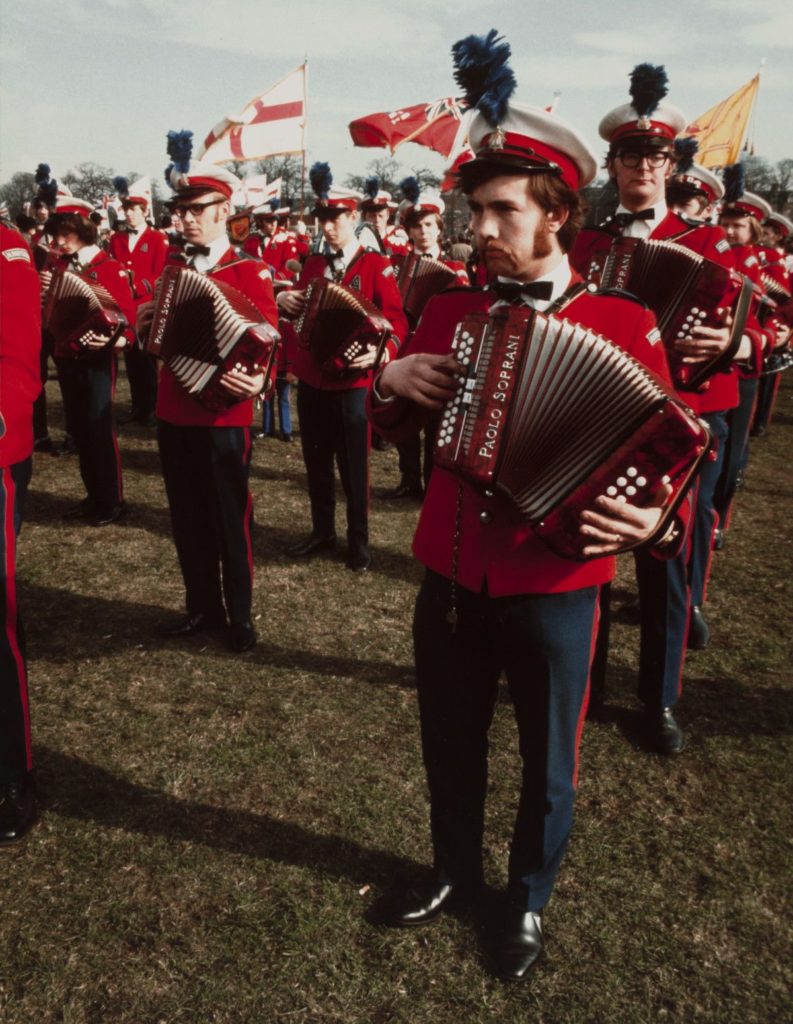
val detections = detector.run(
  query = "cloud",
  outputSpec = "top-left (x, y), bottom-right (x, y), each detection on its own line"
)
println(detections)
top-left (574, 27), bottom-right (687, 56)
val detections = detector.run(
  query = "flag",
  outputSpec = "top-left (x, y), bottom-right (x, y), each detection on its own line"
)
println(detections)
top-left (349, 97), bottom-right (468, 159)
top-left (232, 174), bottom-right (283, 210)
top-left (681, 75), bottom-right (760, 169)
top-left (199, 64), bottom-right (307, 164)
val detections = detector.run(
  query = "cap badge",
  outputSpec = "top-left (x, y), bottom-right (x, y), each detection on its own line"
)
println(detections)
top-left (486, 126), bottom-right (506, 151)
top-left (636, 115), bottom-right (651, 131)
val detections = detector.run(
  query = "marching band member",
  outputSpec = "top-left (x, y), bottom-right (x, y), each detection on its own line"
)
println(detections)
top-left (571, 66), bottom-right (750, 745)
top-left (108, 175), bottom-right (168, 426)
top-left (153, 131), bottom-right (278, 653)
top-left (278, 164), bottom-right (407, 572)
top-left (712, 185), bottom-right (776, 542)
top-left (751, 211), bottom-right (793, 438)
top-left (388, 180), bottom-right (469, 500)
top-left (47, 195), bottom-right (135, 526)
top-left (243, 199), bottom-right (299, 281)
top-left (0, 224), bottom-right (42, 844)
top-left (358, 177), bottom-right (399, 251)
top-left (368, 31), bottom-right (686, 980)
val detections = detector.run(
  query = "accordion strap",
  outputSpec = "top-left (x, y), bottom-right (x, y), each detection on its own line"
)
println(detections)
top-left (547, 281), bottom-right (591, 315)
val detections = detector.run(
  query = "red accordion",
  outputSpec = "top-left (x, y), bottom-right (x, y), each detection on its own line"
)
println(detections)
top-left (145, 265), bottom-right (280, 412)
top-left (585, 236), bottom-right (753, 389)
top-left (294, 278), bottom-right (393, 378)
top-left (433, 306), bottom-right (711, 560)
top-left (392, 252), bottom-right (459, 326)
top-left (42, 267), bottom-right (128, 358)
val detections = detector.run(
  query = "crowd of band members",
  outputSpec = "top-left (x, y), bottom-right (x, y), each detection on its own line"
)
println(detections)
top-left (2, 43), bottom-right (792, 985)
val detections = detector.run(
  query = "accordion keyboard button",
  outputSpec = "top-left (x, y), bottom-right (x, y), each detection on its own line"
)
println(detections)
top-left (607, 486), bottom-right (617, 497)
top-left (637, 476), bottom-right (647, 487)
top-left (616, 476), bottom-right (627, 487)
top-left (479, 510), bottom-right (493, 524)
top-left (627, 466), bottom-right (637, 477)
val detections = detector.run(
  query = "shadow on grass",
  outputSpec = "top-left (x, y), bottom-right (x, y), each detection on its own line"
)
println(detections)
top-left (21, 581), bottom-right (415, 688)
top-left (36, 746), bottom-right (416, 887)
top-left (588, 662), bottom-right (793, 743)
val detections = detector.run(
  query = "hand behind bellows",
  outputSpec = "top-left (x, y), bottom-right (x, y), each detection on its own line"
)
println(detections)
top-left (378, 353), bottom-right (463, 410)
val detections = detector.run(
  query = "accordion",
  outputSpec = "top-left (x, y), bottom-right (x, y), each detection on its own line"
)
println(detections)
top-left (434, 306), bottom-right (711, 561)
top-left (145, 265), bottom-right (280, 412)
top-left (42, 267), bottom-right (128, 358)
top-left (586, 236), bottom-right (753, 390)
top-left (294, 278), bottom-right (392, 378)
top-left (392, 252), bottom-right (459, 326)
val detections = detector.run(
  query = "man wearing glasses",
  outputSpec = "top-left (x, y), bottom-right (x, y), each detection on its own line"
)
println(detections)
top-left (109, 176), bottom-right (168, 426)
top-left (572, 66), bottom-right (754, 755)
top-left (152, 135), bottom-right (278, 653)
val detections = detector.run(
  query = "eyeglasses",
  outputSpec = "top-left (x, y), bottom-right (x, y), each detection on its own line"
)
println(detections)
top-left (616, 151), bottom-right (672, 169)
top-left (171, 198), bottom-right (225, 218)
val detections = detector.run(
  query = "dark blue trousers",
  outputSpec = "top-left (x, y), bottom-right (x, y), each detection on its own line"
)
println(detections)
top-left (296, 382), bottom-right (369, 553)
top-left (412, 570), bottom-right (598, 912)
top-left (689, 411), bottom-right (729, 607)
top-left (157, 422), bottom-right (253, 626)
top-left (56, 349), bottom-right (123, 512)
top-left (714, 378), bottom-right (757, 532)
top-left (262, 376), bottom-right (292, 437)
top-left (0, 459), bottom-right (33, 781)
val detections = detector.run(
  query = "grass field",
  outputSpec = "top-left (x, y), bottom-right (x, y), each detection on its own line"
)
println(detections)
top-left (2, 373), bottom-right (792, 1024)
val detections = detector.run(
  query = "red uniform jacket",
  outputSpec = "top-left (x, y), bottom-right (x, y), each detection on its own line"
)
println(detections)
top-left (155, 246), bottom-right (278, 427)
top-left (286, 247), bottom-right (408, 391)
top-left (571, 211), bottom-right (743, 414)
top-left (243, 229), bottom-right (299, 280)
top-left (369, 280), bottom-right (685, 597)
top-left (108, 226), bottom-right (168, 308)
top-left (0, 226), bottom-right (42, 466)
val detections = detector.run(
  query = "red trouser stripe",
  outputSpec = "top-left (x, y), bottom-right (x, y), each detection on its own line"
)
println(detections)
top-left (573, 589), bottom-right (601, 788)
top-left (1, 467), bottom-right (32, 770)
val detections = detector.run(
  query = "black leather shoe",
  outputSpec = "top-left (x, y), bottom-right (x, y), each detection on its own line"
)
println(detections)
top-left (59, 435), bottom-right (78, 456)
top-left (280, 432), bottom-right (292, 442)
top-left (492, 903), bottom-right (544, 981)
top-left (713, 528), bottom-right (725, 551)
top-left (119, 409), bottom-right (141, 425)
top-left (92, 503), bottom-right (127, 527)
top-left (647, 707), bottom-right (684, 756)
top-left (384, 879), bottom-right (463, 927)
top-left (229, 620), bottom-right (257, 652)
top-left (346, 547), bottom-right (371, 573)
top-left (386, 481), bottom-right (424, 500)
top-left (0, 776), bottom-right (38, 846)
top-left (287, 534), bottom-right (336, 558)
top-left (688, 605), bottom-right (711, 650)
top-left (63, 499), bottom-right (97, 520)
top-left (34, 436), bottom-right (59, 456)
top-left (157, 612), bottom-right (226, 638)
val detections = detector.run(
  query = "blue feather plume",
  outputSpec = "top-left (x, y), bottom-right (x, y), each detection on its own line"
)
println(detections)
top-left (363, 176), bottom-right (380, 201)
top-left (39, 181), bottom-right (58, 207)
top-left (35, 163), bottom-right (51, 185)
top-left (166, 130), bottom-right (193, 173)
top-left (451, 29), bottom-right (516, 127)
top-left (723, 163), bottom-right (745, 204)
top-left (309, 161), bottom-right (332, 199)
top-left (268, 198), bottom-right (280, 213)
top-left (674, 137), bottom-right (698, 174)
top-left (629, 64), bottom-right (668, 119)
top-left (400, 176), bottom-right (420, 205)
top-left (113, 176), bottom-right (129, 197)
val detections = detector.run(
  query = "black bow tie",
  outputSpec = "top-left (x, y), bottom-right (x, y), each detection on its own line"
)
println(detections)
top-left (185, 243), bottom-right (211, 257)
top-left (491, 279), bottom-right (554, 304)
top-left (612, 208), bottom-right (655, 229)
top-left (325, 250), bottom-right (344, 264)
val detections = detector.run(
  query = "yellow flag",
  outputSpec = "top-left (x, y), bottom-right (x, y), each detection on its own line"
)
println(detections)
top-left (682, 75), bottom-right (760, 168)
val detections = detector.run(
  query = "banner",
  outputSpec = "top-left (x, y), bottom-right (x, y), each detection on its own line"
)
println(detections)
top-left (682, 75), bottom-right (760, 168)
top-left (231, 174), bottom-right (283, 210)
top-left (349, 97), bottom-right (468, 159)
top-left (199, 64), bottom-right (307, 164)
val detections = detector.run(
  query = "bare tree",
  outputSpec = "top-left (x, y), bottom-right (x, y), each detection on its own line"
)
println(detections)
top-left (0, 172), bottom-right (37, 218)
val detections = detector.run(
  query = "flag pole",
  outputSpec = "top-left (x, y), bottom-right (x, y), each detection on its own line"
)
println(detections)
top-left (301, 55), bottom-right (308, 217)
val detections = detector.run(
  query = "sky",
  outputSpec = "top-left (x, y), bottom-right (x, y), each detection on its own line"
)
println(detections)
top-left (1, 0), bottom-right (791, 194)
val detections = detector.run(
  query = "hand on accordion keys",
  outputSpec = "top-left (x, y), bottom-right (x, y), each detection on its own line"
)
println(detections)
top-left (136, 300), bottom-right (155, 343)
top-left (578, 479), bottom-right (674, 558)
top-left (219, 366), bottom-right (267, 399)
top-left (377, 352), bottom-right (464, 409)
top-left (78, 329), bottom-right (122, 350)
top-left (348, 342), bottom-right (382, 371)
top-left (277, 289), bottom-right (307, 318)
top-left (673, 307), bottom-right (750, 365)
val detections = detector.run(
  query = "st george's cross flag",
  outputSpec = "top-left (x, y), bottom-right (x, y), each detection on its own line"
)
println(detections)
top-left (199, 65), bottom-right (307, 164)
top-left (349, 97), bottom-right (468, 159)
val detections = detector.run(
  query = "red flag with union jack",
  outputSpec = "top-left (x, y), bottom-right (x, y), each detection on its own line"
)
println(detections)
top-left (198, 64), bottom-right (307, 164)
top-left (349, 97), bottom-right (468, 159)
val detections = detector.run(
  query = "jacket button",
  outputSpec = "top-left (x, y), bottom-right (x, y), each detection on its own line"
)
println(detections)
top-left (479, 510), bottom-right (493, 524)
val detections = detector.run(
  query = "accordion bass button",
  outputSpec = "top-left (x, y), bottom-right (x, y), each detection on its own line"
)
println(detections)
top-left (479, 510), bottom-right (493, 524)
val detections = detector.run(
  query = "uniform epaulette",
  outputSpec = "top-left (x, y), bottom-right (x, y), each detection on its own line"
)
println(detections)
top-left (678, 215), bottom-right (704, 228)
top-left (232, 246), bottom-right (258, 262)
top-left (595, 286), bottom-right (649, 309)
